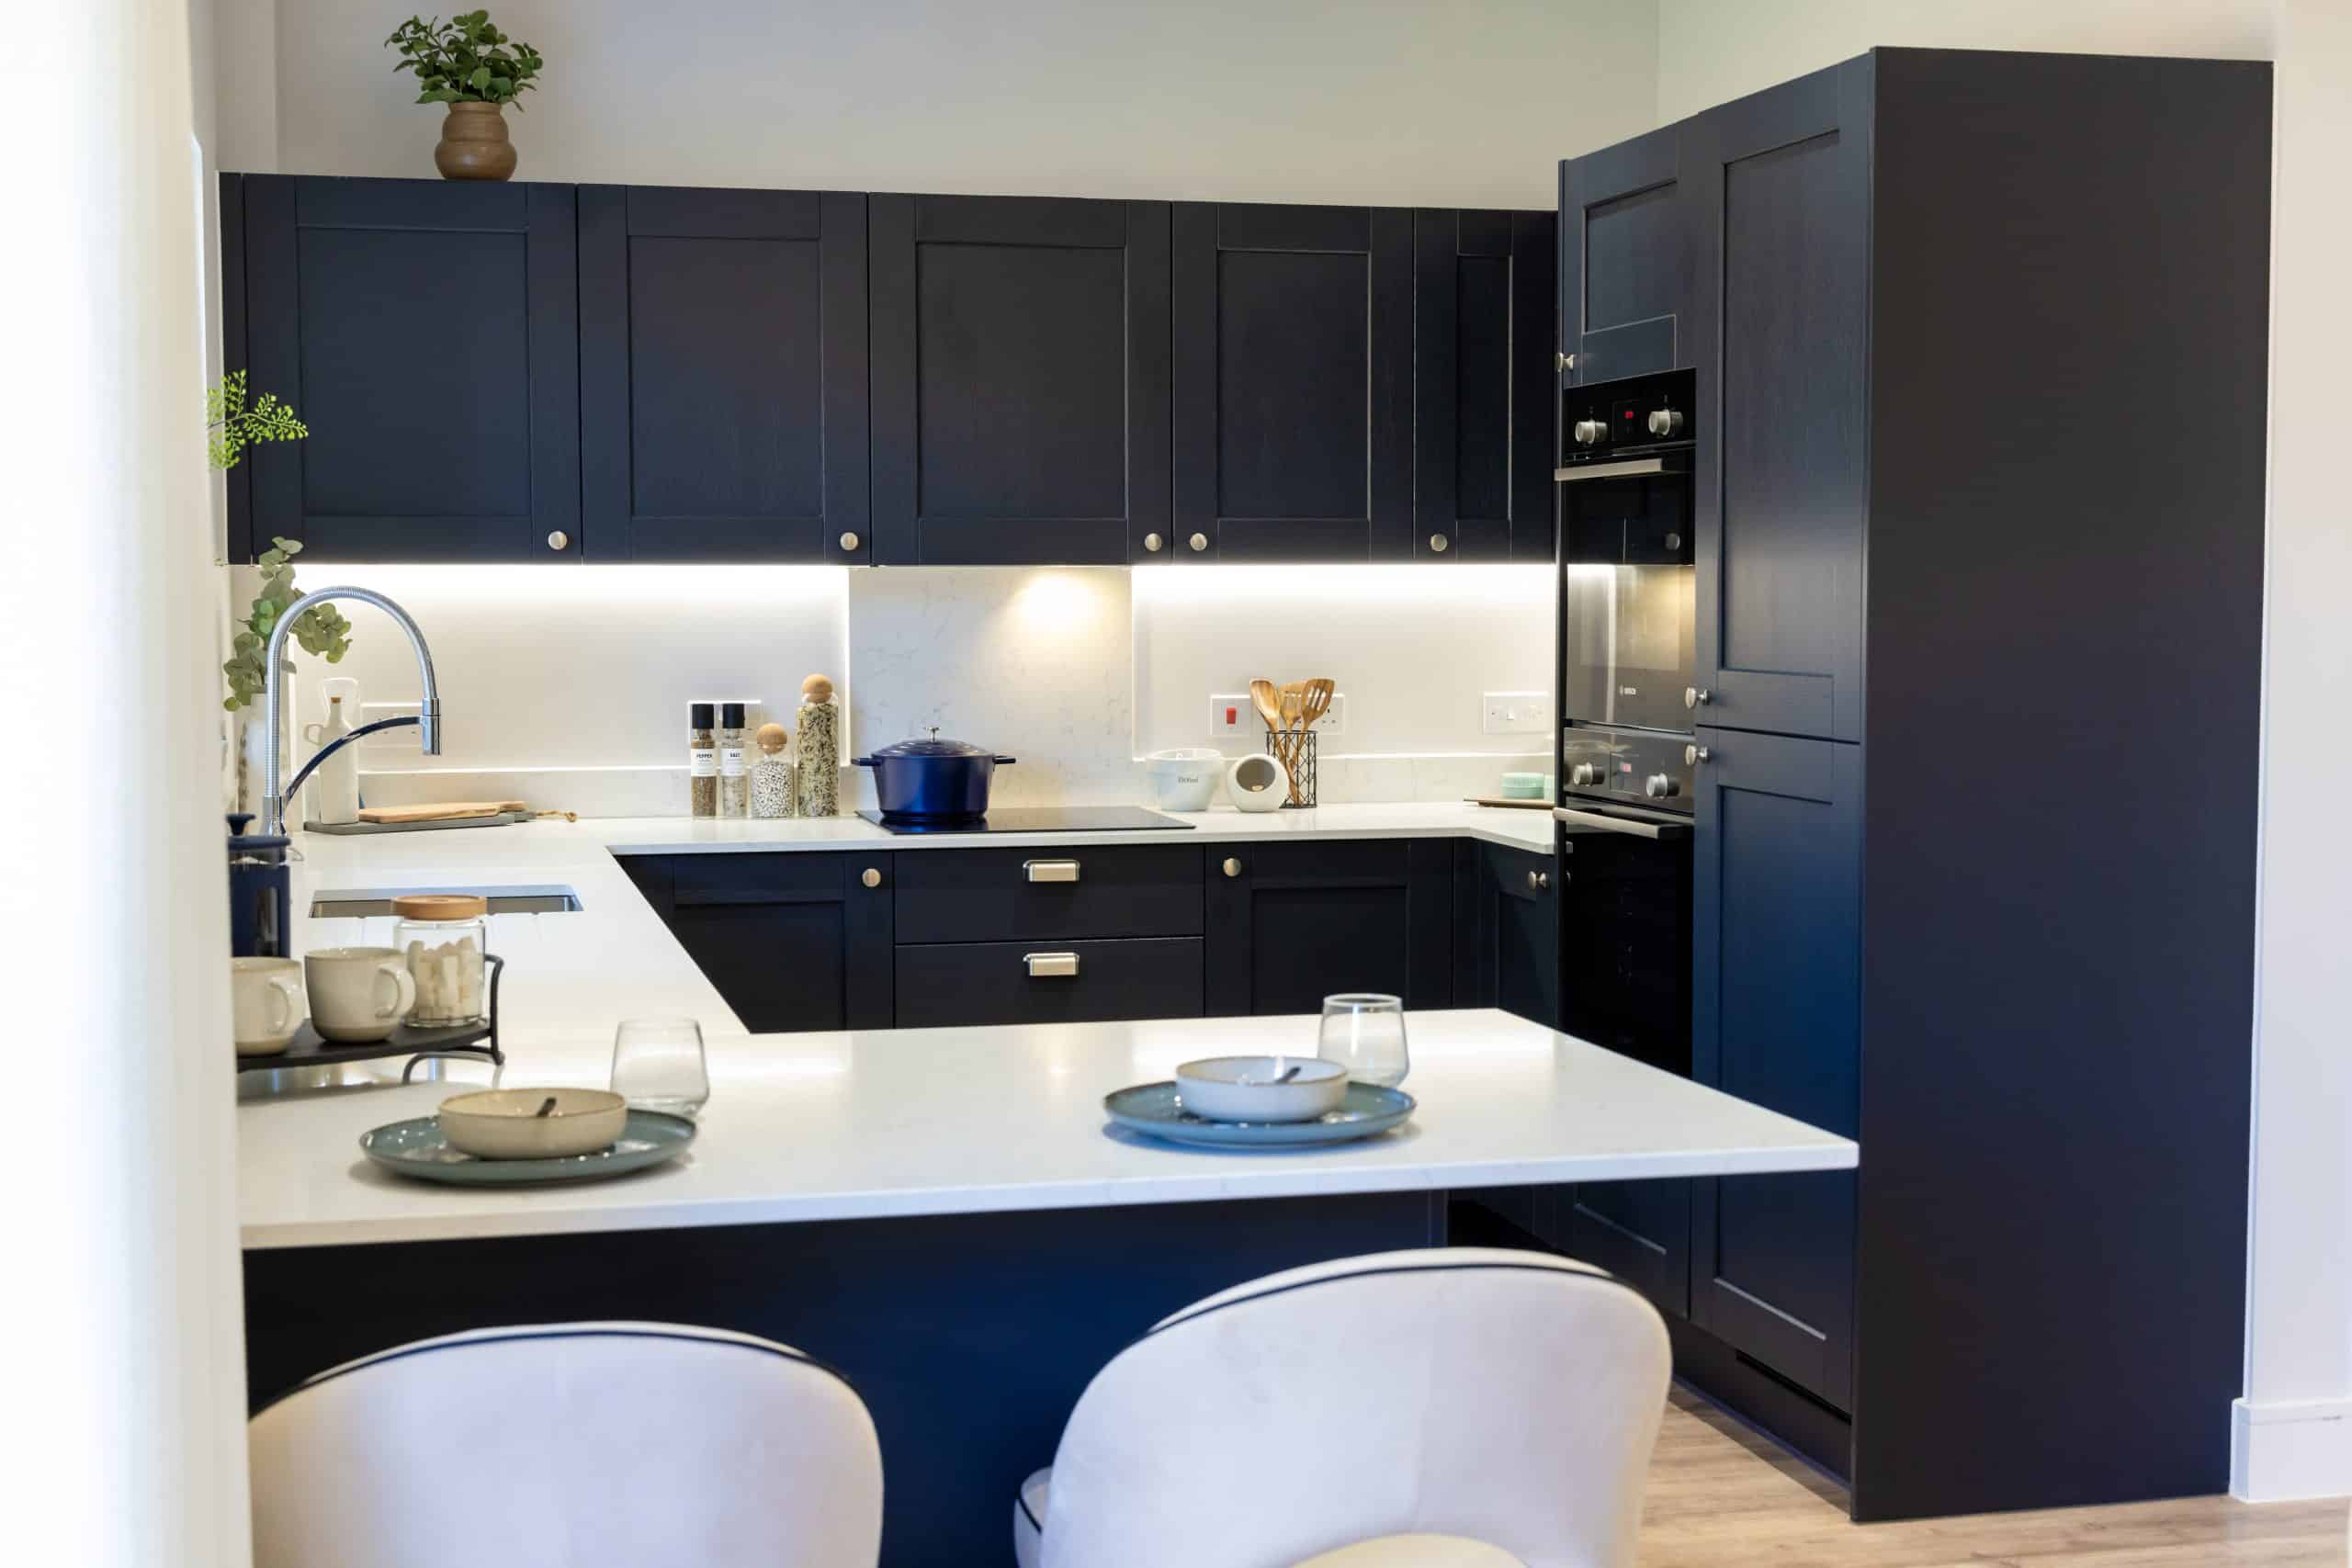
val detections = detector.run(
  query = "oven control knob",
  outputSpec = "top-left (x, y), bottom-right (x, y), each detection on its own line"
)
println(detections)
top-left (1568, 762), bottom-right (1600, 787)
top-left (1572, 418), bottom-right (1607, 446)
top-left (1646, 408), bottom-right (1684, 438)
top-left (1644, 773), bottom-right (1679, 799)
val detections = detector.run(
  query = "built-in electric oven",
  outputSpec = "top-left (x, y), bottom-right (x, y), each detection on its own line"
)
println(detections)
top-left (1551, 367), bottom-right (1698, 1077)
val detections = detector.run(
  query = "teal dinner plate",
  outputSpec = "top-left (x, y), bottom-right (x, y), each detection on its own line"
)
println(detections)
top-left (359, 1109), bottom-right (697, 1186)
top-left (1103, 1081), bottom-right (1415, 1148)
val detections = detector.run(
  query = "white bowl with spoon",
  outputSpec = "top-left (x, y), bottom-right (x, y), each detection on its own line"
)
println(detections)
top-left (438, 1088), bottom-right (628, 1159)
top-left (1174, 1055), bottom-right (1349, 1122)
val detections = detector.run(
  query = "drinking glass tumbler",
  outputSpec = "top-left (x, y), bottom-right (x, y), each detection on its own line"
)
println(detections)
top-left (1318, 993), bottom-right (1409, 1088)
top-left (609, 1017), bottom-right (710, 1117)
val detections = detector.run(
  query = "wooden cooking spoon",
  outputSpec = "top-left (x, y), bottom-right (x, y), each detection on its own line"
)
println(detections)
top-left (1249, 679), bottom-right (1285, 734)
top-left (1278, 682), bottom-right (1306, 730)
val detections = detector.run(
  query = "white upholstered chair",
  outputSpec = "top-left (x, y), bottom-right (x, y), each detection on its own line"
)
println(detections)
top-left (1013, 1247), bottom-right (1670, 1568)
top-left (251, 1321), bottom-right (882, 1568)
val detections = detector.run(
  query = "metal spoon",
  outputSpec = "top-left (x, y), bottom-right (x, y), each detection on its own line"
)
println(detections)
top-left (535, 1096), bottom-right (559, 1118)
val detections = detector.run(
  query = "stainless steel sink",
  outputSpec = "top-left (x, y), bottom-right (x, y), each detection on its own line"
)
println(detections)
top-left (309, 885), bottom-right (583, 918)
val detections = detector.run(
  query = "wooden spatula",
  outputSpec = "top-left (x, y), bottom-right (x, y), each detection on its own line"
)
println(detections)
top-left (1298, 678), bottom-right (1335, 732)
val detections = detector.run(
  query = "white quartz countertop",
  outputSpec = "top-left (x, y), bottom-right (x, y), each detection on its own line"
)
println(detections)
top-left (284, 803), bottom-right (1553, 1046)
top-left (238, 1010), bottom-right (1856, 1250)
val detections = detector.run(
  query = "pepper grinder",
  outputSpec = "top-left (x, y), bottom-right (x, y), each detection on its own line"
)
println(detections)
top-left (796, 674), bottom-right (840, 818)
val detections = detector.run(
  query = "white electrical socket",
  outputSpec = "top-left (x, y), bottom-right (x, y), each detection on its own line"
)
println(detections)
top-left (361, 700), bottom-right (424, 748)
top-left (1482, 691), bottom-right (1552, 735)
top-left (1319, 693), bottom-right (1348, 736)
top-left (1209, 694), bottom-right (1253, 738)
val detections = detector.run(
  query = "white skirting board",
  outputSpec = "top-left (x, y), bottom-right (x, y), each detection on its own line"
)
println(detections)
top-left (2232, 1396), bottom-right (2352, 1502)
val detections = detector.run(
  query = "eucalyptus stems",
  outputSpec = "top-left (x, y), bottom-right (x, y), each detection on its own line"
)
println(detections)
top-left (206, 374), bottom-right (352, 711)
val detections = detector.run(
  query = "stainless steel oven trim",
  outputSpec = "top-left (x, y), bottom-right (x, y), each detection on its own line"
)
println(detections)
top-left (1551, 805), bottom-right (1692, 840)
top-left (1553, 457), bottom-right (1679, 482)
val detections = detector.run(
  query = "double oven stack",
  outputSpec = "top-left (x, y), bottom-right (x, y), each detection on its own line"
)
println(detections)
top-left (1549, 370), bottom-right (1698, 1078)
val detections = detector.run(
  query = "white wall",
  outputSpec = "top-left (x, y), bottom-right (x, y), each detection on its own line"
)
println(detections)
top-left (235, 0), bottom-right (1654, 208)
top-left (6, 2), bottom-right (250, 1563)
top-left (1654, 0), bottom-right (2271, 123)
top-left (1654, 0), bottom-right (2347, 1506)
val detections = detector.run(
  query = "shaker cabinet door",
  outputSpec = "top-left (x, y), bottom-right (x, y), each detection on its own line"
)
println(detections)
top-left (1558, 125), bottom-right (1691, 387)
top-left (1453, 840), bottom-right (1561, 1029)
top-left (235, 175), bottom-right (580, 562)
top-left (624, 853), bottom-right (893, 1033)
top-left (1684, 61), bottom-right (1871, 742)
top-left (868, 194), bottom-right (1169, 565)
top-left (1415, 210), bottom-right (1558, 561)
top-left (1204, 840), bottom-right (1453, 1015)
top-left (1172, 203), bottom-right (1413, 562)
top-left (1690, 728), bottom-right (1860, 1410)
top-left (579, 186), bottom-right (868, 562)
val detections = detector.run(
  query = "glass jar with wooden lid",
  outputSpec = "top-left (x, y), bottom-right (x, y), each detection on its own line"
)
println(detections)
top-left (390, 894), bottom-right (490, 1028)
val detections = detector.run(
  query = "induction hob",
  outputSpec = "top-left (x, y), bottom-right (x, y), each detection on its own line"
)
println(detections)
top-left (856, 806), bottom-right (1194, 836)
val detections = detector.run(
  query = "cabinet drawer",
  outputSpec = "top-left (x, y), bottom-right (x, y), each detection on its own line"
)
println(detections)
top-left (893, 847), bottom-right (1203, 943)
top-left (893, 938), bottom-right (1203, 1028)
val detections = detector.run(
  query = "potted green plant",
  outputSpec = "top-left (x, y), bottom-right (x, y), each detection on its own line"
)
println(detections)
top-left (207, 374), bottom-right (353, 808)
top-left (383, 11), bottom-right (545, 181)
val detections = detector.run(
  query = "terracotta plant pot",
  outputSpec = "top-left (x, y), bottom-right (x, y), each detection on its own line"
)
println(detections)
top-left (434, 101), bottom-right (516, 181)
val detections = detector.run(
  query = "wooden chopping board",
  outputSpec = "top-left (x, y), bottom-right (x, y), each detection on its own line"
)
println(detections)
top-left (356, 800), bottom-right (527, 825)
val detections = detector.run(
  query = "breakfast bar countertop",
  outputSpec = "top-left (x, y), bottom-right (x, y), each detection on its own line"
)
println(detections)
top-left (236, 1009), bottom-right (1858, 1251)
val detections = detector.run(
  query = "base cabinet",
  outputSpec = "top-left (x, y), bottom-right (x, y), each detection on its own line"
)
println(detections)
top-left (1204, 840), bottom-right (1455, 1015)
top-left (618, 852), bottom-right (893, 1033)
top-left (1453, 840), bottom-right (1560, 1029)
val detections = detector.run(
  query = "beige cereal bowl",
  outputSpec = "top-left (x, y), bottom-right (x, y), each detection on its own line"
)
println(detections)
top-left (436, 1088), bottom-right (629, 1160)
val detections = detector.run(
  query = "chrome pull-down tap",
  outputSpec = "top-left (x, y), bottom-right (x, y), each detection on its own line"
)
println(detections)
top-left (261, 587), bottom-right (442, 836)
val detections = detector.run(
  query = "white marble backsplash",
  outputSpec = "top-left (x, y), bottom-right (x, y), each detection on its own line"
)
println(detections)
top-left (292, 561), bottom-right (1555, 818)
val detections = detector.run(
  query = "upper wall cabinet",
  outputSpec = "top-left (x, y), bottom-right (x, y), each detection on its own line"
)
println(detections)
top-left (1415, 209), bottom-right (1557, 562)
top-left (580, 186), bottom-right (868, 563)
top-left (868, 195), bottom-right (1169, 566)
top-left (1558, 125), bottom-right (1690, 387)
top-left (232, 176), bottom-right (580, 562)
top-left (1171, 204), bottom-right (1413, 562)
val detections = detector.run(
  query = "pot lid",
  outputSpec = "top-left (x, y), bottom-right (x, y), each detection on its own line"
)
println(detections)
top-left (869, 727), bottom-right (991, 759)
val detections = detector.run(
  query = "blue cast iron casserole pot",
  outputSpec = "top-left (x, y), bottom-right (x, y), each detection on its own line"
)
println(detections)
top-left (854, 732), bottom-right (1018, 821)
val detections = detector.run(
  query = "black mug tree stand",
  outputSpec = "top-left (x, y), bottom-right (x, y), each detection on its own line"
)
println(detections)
top-left (236, 953), bottom-right (507, 1080)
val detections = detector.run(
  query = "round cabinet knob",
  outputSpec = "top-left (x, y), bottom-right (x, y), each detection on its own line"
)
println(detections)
top-left (1527, 869), bottom-right (1551, 893)
top-left (1572, 418), bottom-right (1606, 446)
top-left (1646, 408), bottom-right (1685, 438)
top-left (546, 530), bottom-right (569, 551)
top-left (1568, 761), bottom-right (1600, 787)
top-left (839, 531), bottom-right (861, 553)
top-left (1645, 773), bottom-right (1680, 798)
top-left (1222, 857), bottom-right (1243, 878)
top-left (861, 867), bottom-right (882, 888)
top-left (1188, 532), bottom-right (1210, 553)
top-left (1143, 533), bottom-right (1164, 553)
top-left (1684, 744), bottom-right (1713, 766)
top-left (1429, 534), bottom-right (1449, 554)
top-left (1682, 686), bottom-right (1713, 709)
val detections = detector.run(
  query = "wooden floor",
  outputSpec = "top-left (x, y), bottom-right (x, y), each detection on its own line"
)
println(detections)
top-left (1641, 1389), bottom-right (2347, 1566)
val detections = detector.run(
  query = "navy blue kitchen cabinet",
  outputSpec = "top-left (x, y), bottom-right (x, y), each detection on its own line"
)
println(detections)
top-left (1414, 211), bottom-right (1559, 562)
top-left (868, 195), bottom-right (1170, 565)
top-left (231, 175), bottom-right (580, 562)
top-left (579, 186), bottom-right (868, 563)
top-left (1557, 123), bottom-right (1690, 387)
top-left (1690, 728), bottom-right (1860, 1412)
top-left (618, 853), bottom-right (893, 1033)
top-left (1170, 204), bottom-right (1414, 562)
top-left (1682, 64), bottom-right (1870, 744)
top-left (1204, 840), bottom-right (1453, 1015)
top-left (1453, 839), bottom-right (1560, 1028)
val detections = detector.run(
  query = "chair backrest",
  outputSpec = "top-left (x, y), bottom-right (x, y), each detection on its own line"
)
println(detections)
top-left (1040, 1248), bottom-right (1670, 1568)
top-left (250, 1322), bottom-right (882, 1568)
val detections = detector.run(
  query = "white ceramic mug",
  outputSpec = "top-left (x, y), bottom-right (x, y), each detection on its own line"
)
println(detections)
top-left (304, 946), bottom-right (418, 1043)
top-left (232, 955), bottom-right (305, 1056)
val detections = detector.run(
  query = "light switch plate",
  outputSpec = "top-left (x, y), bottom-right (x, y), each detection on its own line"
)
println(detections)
top-left (1209, 694), bottom-right (1252, 738)
top-left (1482, 691), bottom-right (1552, 735)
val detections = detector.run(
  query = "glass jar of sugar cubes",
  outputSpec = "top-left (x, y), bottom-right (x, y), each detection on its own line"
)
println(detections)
top-left (390, 894), bottom-right (492, 1028)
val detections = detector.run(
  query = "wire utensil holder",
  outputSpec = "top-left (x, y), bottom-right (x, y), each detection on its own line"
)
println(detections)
top-left (1265, 728), bottom-right (1318, 808)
